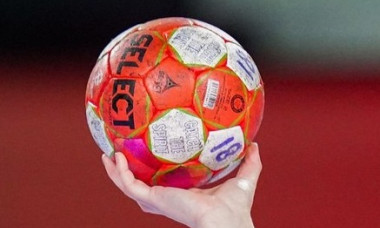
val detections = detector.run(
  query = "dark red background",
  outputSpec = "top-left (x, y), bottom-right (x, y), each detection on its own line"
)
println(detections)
top-left (1, 56), bottom-right (379, 227)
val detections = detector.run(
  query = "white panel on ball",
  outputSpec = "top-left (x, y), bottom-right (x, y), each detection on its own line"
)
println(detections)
top-left (86, 103), bottom-right (114, 157)
top-left (200, 126), bottom-right (244, 170)
top-left (169, 26), bottom-right (227, 67)
top-left (226, 42), bottom-right (260, 91)
top-left (149, 109), bottom-right (205, 163)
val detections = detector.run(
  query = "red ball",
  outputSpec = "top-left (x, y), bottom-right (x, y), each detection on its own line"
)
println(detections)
top-left (85, 17), bottom-right (264, 188)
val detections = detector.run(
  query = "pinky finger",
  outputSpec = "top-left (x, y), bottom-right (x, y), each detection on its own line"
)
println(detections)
top-left (236, 143), bottom-right (262, 185)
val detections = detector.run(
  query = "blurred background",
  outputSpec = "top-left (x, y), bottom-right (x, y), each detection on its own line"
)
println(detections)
top-left (1, 0), bottom-right (379, 227)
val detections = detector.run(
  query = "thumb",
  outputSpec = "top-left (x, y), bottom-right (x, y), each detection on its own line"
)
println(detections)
top-left (236, 143), bottom-right (262, 186)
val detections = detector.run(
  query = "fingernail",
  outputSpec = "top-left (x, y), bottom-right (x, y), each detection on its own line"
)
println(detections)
top-left (101, 154), bottom-right (108, 165)
top-left (114, 152), bottom-right (123, 163)
top-left (248, 143), bottom-right (259, 161)
top-left (252, 142), bottom-right (259, 150)
top-left (114, 152), bottom-right (120, 162)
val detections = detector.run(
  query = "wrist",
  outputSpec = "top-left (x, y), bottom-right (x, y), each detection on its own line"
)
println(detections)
top-left (194, 211), bottom-right (254, 228)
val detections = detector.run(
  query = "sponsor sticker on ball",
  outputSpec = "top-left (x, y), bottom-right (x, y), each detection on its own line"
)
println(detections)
top-left (200, 126), bottom-right (244, 170)
top-left (203, 79), bottom-right (220, 110)
top-left (169, 26), bottom-right (227, 67)
top-left (226, 42), bottom-right (260, 91)
top-left (149, 109), bottom-right (205, 163)
top-left (86, 103), bottom-right (114, 156)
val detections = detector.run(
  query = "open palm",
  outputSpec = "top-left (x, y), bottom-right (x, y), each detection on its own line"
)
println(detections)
top-left (102, 143), bottom-right (262, 228)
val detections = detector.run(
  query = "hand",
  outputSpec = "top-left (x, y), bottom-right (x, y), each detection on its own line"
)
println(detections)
top-left (102, 143), bottom-right (262, 228)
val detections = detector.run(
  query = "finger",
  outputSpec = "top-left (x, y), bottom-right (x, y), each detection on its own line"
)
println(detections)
top-left (236, 143), bottom-right (262, 185)
top-left (114, 152), bottom-right (151, 201)
top-left (102, 154), bottom-right (127, 192)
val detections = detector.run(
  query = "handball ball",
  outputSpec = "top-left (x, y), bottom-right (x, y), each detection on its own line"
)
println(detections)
top-left (85, 17), bottom-right (264, 189)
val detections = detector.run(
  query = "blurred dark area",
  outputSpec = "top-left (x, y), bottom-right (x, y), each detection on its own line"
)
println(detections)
top-left (2, 0), bottom-right (379, 71)
top-left (1, 0), bottom-right (183, 59)
top-left (1, 1), bottom-right (379, 228)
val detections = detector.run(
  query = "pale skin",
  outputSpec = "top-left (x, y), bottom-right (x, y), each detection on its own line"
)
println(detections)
top-left (102, 143), bottom-right (262, 228)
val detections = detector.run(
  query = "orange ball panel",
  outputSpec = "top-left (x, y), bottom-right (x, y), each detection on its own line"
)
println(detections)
top-left (145, 58), bottom-right (195, 110)
top-left (242, 86), bottom-right (265, 142)
top-left (194, 69), bottom-right (248, 129)
top-left (100, 78), bottom-right (153, 138)
top-left (109, 31), bottom-right (167, 78)
top-left (152, 161), bottom-right (212, 189)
